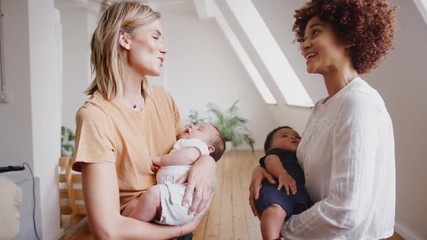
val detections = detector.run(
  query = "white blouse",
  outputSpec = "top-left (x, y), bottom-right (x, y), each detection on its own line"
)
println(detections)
top-left (282, 78), bottom-right (396, 239)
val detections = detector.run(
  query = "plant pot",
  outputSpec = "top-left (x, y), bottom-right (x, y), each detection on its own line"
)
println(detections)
top-left (61, 148), bottom-right (73, 157)
top-left (225, 141), bottom-right (233, 152)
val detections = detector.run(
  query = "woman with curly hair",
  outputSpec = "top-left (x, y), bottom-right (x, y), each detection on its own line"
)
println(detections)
top-left (249, 0), bottom-right (398, 239)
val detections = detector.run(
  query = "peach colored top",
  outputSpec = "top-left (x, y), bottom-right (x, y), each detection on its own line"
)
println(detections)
top-left (73, 86), bottom-right (183, 209)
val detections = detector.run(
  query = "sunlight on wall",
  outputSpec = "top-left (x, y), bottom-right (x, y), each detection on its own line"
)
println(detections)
top-left (224, 0), bottom-right (313, 107)
top-left (414, 0), bottom-right (427, 25)
top-left (208, 1), bottom-right (277, 104)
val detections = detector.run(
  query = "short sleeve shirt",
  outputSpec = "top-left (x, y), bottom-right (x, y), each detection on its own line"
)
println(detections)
top-left (72, 86), bottom-right (183, 208)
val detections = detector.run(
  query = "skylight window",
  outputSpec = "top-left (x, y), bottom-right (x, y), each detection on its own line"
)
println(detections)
top-left (414, 0), bottom-right (427, 26)
top-left (208, 1), bottom-right (277, 104)
top-left (212, 0), bottom-right (314, 108)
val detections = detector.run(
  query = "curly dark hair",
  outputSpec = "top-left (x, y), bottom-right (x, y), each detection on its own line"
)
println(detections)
top-left (293, 0), bottom-right (398, 74)
top-left (263, 126), bottom-right (293, 153)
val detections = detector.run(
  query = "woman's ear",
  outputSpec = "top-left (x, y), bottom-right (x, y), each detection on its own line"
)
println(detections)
top-left (118, 32), bottom-right (131, 50)
top-left (344, 42), bottom-right (353, 56)
top-left (343, 41), bottom-right (353, 49)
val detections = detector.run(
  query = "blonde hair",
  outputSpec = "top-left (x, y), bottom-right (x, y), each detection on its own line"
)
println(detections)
top-left (86, 1), bottom-right (161, 99)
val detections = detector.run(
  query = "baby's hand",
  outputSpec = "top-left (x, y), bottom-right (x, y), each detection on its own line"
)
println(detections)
top-left (152, 156), bottom-right (161, 168)
top-left (277, 173), bottom-right (297, 195)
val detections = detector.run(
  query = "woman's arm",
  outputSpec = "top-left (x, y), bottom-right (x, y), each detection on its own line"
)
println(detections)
top-left (81, 162), bottom-right (202, 240)
top-left (248, 166), bottom-right (276, 217)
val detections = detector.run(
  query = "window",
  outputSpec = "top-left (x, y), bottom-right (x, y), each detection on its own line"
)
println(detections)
top-left (206, 0), bottom-right (314, 107)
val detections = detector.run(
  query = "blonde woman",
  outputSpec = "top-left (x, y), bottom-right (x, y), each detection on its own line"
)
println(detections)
top-left (72, 2), bottom-right (215, 239)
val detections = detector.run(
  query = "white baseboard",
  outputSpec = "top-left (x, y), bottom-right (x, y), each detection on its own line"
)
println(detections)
top-left (395, 222), bottom-right (423, 240)
top-left (48, 228), bottom-right (65, 240)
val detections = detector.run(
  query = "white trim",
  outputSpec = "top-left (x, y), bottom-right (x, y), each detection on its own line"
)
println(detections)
top-left (221, 0), bottom-right (313, 107)
top-left (414, 0), bottom-right (427, 26)
top-left (193, 0), bottom-right (213, 20)
top-left (209, 1), bottom-right (276, 104)
top-left (395, 222), bottom-right (424, 240)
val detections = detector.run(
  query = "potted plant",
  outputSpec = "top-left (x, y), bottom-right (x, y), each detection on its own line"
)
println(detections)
top-left (206, 100), bottom-right (255, 151)
top-left (61, 125), bottom-right (75, 157)
top-left (187, 109), bottom-right (206, 125)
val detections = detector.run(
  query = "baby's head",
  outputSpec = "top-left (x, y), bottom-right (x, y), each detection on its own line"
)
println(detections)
top-left (264, 126), bottom-right (301, 153)
top-left (180, 123), bottom-right (226, 161)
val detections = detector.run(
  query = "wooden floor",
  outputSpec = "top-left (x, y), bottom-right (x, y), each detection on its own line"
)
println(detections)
top-left (60, 150), bottom-right (405, 240)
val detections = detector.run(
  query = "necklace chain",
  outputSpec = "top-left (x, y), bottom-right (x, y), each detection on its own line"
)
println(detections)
top-left (121, 95), bottom-right (143, 110)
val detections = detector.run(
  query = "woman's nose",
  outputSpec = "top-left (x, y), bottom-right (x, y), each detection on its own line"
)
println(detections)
top-left (300, 38), bottom-right (311, 51)
top-left (160, 43), bottom-right (168, 54)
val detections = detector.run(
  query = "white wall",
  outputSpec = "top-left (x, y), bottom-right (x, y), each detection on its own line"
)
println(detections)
top-left (252, 0), bottom-right (326, 102)
top-left (158, 1), bottom-right (277, 149)
top-left (0, 0), bottom-right (33, 172)
top-left (0, 0), bottom-right (62, 239)
top-left (249, 0), bottom-right (322, 134)
top-left (368, 1), bottom-right (427, 239)
top-left (28, 0), bottom-right (62, 238)
top-left (59, 7), bottom-right (95, 131)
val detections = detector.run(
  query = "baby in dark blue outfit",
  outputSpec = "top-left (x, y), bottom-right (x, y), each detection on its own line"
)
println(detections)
top-left (255, 126), bottom-right (312, 240)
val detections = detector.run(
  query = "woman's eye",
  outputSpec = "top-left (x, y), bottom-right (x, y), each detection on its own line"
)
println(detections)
top-left (312, 29), bottom-right (320, 37)
top-left (153, 35), bottom-right (159, 39)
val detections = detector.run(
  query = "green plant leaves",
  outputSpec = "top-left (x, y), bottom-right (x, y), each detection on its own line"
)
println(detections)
top-left (188, 109), bottom-right (206, 125)
top-left (61, 125), bottom-right (75, 156)
top-left (187, 100), bottom-right (255, 150)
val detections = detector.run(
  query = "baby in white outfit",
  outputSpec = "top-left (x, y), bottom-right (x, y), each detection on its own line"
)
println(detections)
top-left (123, 122), bottom-right (225, 225)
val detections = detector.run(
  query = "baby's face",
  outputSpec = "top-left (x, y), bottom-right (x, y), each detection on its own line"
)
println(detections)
top-left (180, 123), bottom-right (218, 143)
top-left (270, 128), bottom-right (301, 152)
